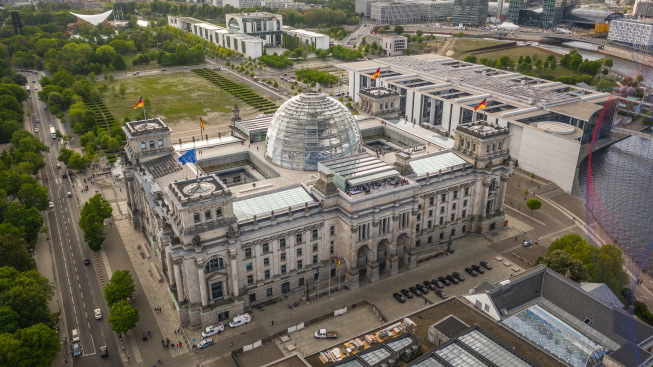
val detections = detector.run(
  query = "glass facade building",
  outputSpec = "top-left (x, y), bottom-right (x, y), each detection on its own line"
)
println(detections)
top-left (265, 93), bottom-right (363, 171)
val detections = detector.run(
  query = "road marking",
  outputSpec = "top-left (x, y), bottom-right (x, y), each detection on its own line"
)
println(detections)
top-left (504, 205), bottom-right (547, 226)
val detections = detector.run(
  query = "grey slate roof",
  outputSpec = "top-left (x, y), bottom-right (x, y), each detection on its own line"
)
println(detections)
top-left (432, 315), bottom-right (468, 339)
top-left (609, 342), bottom-right (653, 367)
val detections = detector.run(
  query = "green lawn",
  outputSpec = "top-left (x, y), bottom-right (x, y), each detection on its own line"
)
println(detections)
top-left (103, 72), bottom-right (239, 124)
top-left (452, 38), bottom-right (506, 55)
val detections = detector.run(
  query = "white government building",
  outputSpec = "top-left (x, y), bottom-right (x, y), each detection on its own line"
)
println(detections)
top-left (123, 92), bottom-right (511, 327)
top-left (339, 54), bottom-right (617, 193)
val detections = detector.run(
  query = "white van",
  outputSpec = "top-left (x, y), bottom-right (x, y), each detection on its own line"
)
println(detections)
top-left (228, 314), bottom-right (251, 328)
top-left (201, 324), bottom-right (224, 338)
top-left (72, 329), bottom-right (80, 343)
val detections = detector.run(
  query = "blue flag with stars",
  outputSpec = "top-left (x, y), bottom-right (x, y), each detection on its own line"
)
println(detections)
top-left (178, 149), bottom-right (197, 165)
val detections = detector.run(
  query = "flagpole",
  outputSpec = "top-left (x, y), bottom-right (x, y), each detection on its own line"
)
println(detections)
top-left (143, 97), bottom-right (147, 120)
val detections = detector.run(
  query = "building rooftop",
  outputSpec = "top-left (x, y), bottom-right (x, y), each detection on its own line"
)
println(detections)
top-left (70, 10), bottom-right (112, 26)
top-left (231, 11), bottom-right (279, 18)
top-left (318, 152), bottom-right (401, 192)
top-left (409, 152), bottom-right (468, 177)
top-left (282, 26), bottom-right (328, 38)
top-left (232, 184), bottom-right (317, 221)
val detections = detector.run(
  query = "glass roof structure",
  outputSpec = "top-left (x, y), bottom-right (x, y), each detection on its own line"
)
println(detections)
top-left (386, 335), bottom-right (414, 352)
top-left (265, 93), bottom-right (362, 171)
top-left (410, 152), bottom-right (467, 176)
top-left (318, 153), bottom-right (400, 191)
top-left (502, 305), bottom-right (607, 367)
top-left (233, 186), bottom-right (315, 220)
top-left (411, 357), bottom-right (447, 367)
top-left (359, 347), bottom-right (391, 365)
top-left (435, 342), bottom-right (489, 367)
top-left (458, 330), bottom-right (531, 367)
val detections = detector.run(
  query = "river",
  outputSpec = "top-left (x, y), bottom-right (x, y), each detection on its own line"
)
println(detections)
top-left (577, 133), bottom-right (653, 271)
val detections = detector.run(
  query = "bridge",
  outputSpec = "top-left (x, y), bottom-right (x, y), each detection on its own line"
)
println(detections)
top-left (540, 34), bottom-right (609, 45)
top-left (612, 126), bottom-right (653, 139)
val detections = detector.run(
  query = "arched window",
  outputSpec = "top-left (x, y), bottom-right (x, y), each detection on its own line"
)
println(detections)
top-left (205, 257), bottom-right (225, 273)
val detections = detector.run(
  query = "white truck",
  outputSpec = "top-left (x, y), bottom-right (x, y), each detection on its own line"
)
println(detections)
top-left (228, 313), bottom-right (251, 328)
top-left (201, 324), bottom-right (224, 338)
top-left (314, 329), bottom-right (338, 339)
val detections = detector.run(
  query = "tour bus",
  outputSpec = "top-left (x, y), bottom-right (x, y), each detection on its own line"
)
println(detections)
top-left (50, 126), bottom-right (56, 139)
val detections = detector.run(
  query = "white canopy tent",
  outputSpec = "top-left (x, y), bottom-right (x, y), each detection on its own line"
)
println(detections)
top-left (497, 22), bottom-right (520, 30)
top-left (70, 10), bottom-right (113, 26)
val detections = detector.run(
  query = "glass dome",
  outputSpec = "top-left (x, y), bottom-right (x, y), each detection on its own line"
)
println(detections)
top-left (265, 92), bottom-right (362, 171)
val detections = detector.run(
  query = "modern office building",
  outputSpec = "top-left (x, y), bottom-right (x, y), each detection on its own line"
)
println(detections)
top-left (167, 16), bottom-right (265, 59)
top-left (282, 26), bottom-right (330, 50)
top-left (338, 54), bottom-right (616, 193)
top-left (382, 35), bottom-right (407, 56)
top-left (370, 2), bottom-right (422, 25)
top-left (608, 19), bottom-right (653, 48)
top-left (356, 0), bottom-right (394, 18)
top-left (226, 12), bottom-right (284, 46)
top-left (452, 0), bottom-right (489, 26)
top-left (260, 0), bottom-right (307, 9)
top-left (418, 0), bottom-right (455, 22)
top-left (122, 92), bottom-right (510, 327)
top-left (222, 0), bottom-right (262, 8)
top-left (635, 0), bottom-right (653, 18)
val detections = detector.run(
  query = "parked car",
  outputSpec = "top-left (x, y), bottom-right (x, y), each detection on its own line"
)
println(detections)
top-left (435, 290), bottom-right (449, 299)
top-left (67, 191), bottom-right (72, 197)
top-left (393, 292), bottom-right (406, 303)
top-left (201, 324), bottom-right (224, 338)
top-left (196, 339), bottom-right (215, 349)
top-left (36, 119), bottom-right (40, 123)
top-left (228, 314), bottom-right (251, 328)
top-left (423, 280), bottom-right (437, 290)
top-left (416, 284), bottom-right (429, 294)
top-left (445, 274), bottom-right (459, 285)
top-left (71, 342), bottom-right (82, 357)
top-left (432, 279), bottom-right (445, 288)
top-left (480, 261), bottom-right (492, 270)
top-left (471, 264), bottom-right (485, 274)
top-left (49, 202), bottom-right (54, 209)
top-left (100, 345), bottom-right (108, 357)
top-left (71, 329), bottom-right (80, 343)
top-left (452, 272), bottom-right (465, 282)
top-left (409, 286), bottom-right (422, 296)
top-left (400, 289), bottom-right (414, 299)
top-left (83, 258), bottom-right (90, 265)
top-left (438, 276), bottom-right (451, 286)
top-left (315, 329), bottom-right (338, 339)
top-left (465, 267), bottom-right (478, 277)
top-left (94, 308), bottom-right (102, 320)
top-left (522, 240), bottom-right (533, 247)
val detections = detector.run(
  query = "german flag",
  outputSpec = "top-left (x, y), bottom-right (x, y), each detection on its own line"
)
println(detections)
top-left (472, 98), bottom-right (487, 111)
top-left (200, 117), bottom-right (206, 130)
top-left (132, 97), bottom-right (144, 109)
top-left (371, 67), bottom-right (381, 80)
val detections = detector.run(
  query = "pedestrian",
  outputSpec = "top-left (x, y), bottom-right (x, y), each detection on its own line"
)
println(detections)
top-left (174, 330), bottom-right (177, 335)
top-left (230, 341), bottom-right (234, 347)
top-left (272, 320), bottom-right (274, 326)
top-left (425, 299), bottom-right (428, 304)
top-left (514, 237), bottom-right (518, 242)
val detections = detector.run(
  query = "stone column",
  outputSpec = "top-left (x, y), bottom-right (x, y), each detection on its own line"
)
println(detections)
top-left (406, 247), bottom-right (417, 269)
top-left (498, 176), bottom-right (509, 213)
top-left (346, 268), bottom-right (359, 290)
top-left (198, 265), bottom-right (208, 307)
top-left (367, 261), bottom-right (379, 283)
top-left (387, 254), bottom-right (399, 276)
top-left (229, 250), bottom-right (239, 297)
top-left (429, 98), bottom-right (436, 125)
top-left (167, 253), bottom-right (175, 286)
top-left (173, 260), bottom-right (185, 302)
top-left (481, 181), bottom-right (491, 218)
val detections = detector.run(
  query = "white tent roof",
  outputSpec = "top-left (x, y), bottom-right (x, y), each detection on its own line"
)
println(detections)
top-left (70, 10), bottom-right (113, 26)
top-left (498, 22), bottom-right (520, 30)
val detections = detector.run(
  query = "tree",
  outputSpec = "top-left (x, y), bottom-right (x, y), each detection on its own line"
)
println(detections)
top-left (0, 306), bottom-right (19, 334)
top-left (0, 234), bottom-right (35, 272)
top-left (12, 323), bottom-right (59, 367)
top-left (82, 213), bottom-right (105, 251)
top-left (463, 55), bottom-right (477, 63)
top-left (536, 250), bottom-right (588, 282)
top-left (416, 30), bottom-right (423, 37)
top-left (17, 183), bottom-right (49, 211)
top-left (112, 54), bottom-right (126, 71)
top-left (108, 300), bottom-right (139, 334)
top-left (0, 267), bottom-right (54, 330)
top-left (526, 198), bottom-right (541, 215)
top-left (394, 25), bottom-right (404, 35)
top-left (596, 79), bottom-right (615, 92)
top-left (104, 270), bottom-right (135, 306)
top-left (119, 83), bottom-right (127, 99)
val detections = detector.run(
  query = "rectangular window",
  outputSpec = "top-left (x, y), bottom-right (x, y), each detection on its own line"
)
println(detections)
top-left (298, 277), bottom-right (304, 287)
top-left (312, 243), bottom-right (318, 252)
top-left (280, 252), bottom-right (286, 262)
top-left (311, 229), bottom-right (318, 240)
top-left (416, 214), bottom-right (421, 221)
top-left (451, 229), bottom-right (456, 236)
top-left (281, 265), bottom-right (287, 274)
top-left (205, 210), bottom-right (212, 220)
top-left (194, 212), bottom-right (200, 223)
top-left (440, 232), bottom-right (444, 240)
top-left (297, 260), bottom-right (303, 269)
top-left (330, 225), bottom-right (335, 236)
top-left (439, 217), bottom-right (444, 225)
top-left (462, 210), bottom-right (467, 218)
top-left (245, 248), bottom-right (252, 258)
top-left (266, 287), bottom-right (273, 296)
top-left (296, 233), bottom-right (303, 244)
top-left (312, 255), bottom-right (318, 264)
top-left (296, 248), bottom-right (303, 256)
top-left (416, 224), bottom-right (421, 232)
top-left (463, 199), bottom-right (468, 207)
top-left (464, 187), bottom-right (469, 196)
top-left (264, 270), bottom-right (270, 279)
top-left (462, 225), bottom-right (466, 233)
top-left (330, 243), bottom-right (334, 254)
top-left (429, 197), bottom-right (434, 206)
top-left (281, 282), bottom-right (290, 293)
top-left (263, 258), bottom-right (270, 266)
top-left (216, 207), bottom-right (222, 217)
top-left (428, 209), bottom-right (433, 217)
top-left (247, 275), bottom-right (253, 284)
top-left (415, 240), bottom-right (421, 247)
top-left (428, 220), bottom-right (432, 229)
top-left (451, 214), bottom-right (455, 221)
top-left (246, 263), bottom-right (253, 272)
top-left (428, 236), bottom-right (433, 244)
top-left (279, 238), bottom-right (286, 249)
top-left (453, 190), bottom-right (458, 199)
top-left (441, 194), bottom-right (446, 202)
top-left (452, 203), bottom-right (457, 210)
top-left (262, 243), bottom-right (269, 253)
top-left (211, 282), bottom-right (224, 300)
top-left (440, 206), bottom-right (445, 214)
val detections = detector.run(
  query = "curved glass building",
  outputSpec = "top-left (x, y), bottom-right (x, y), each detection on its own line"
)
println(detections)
top-left (265, 92), bottom-right (363, 171)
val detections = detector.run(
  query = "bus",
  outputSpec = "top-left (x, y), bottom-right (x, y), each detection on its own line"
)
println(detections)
top-left (50, 126), bottom-right (56, 139)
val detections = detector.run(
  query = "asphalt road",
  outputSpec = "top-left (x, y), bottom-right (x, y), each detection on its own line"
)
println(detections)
top-left (22, 72), bottom-right (120, 367)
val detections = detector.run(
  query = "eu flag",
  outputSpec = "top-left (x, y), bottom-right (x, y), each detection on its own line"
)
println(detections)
top-left (178, 149), bottom-right (197, 165)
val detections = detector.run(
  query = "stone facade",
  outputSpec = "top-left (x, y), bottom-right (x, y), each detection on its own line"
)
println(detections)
top-left (122, 115), bottom-right (510, 329)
